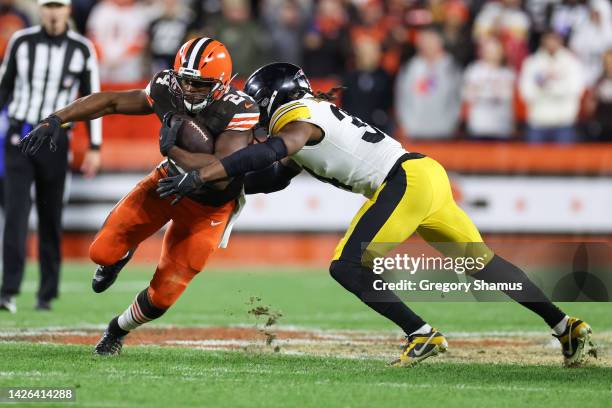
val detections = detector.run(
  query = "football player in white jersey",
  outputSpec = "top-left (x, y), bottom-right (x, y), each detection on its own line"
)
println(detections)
top-left (157, 63), bottom-right (596, 367)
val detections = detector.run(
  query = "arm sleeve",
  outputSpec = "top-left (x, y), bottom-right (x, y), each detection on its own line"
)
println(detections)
top-left (0, 34), bottom-right (19, 110)
top-left (219, 137), bottom-right (289, 177)
top-left (244, 161), bottom-right (302, 194)
top-left (79, 41), bottom-right (102, 149)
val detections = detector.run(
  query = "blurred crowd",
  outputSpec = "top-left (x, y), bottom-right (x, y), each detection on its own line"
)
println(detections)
top-left (2, 0), bottom-right (612, 142)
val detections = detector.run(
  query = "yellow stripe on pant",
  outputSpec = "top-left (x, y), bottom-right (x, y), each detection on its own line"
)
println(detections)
top-left (333, 156), bottom-right (492, 265)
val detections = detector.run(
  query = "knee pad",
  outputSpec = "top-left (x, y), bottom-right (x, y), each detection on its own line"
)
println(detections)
top-left (89, 239), bottom-right (113, 266)
top-left (89, 235), bottom-right (127, 266)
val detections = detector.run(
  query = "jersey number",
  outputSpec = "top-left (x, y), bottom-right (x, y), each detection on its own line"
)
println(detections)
top-left (329, 105), bottom-right (386, 143)
top-left (223, 90), bottom-right (249, 105)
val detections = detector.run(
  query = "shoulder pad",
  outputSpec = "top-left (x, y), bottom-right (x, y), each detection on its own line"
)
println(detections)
top-left (145, 70), bottom-right (173, 106)
top-left (269, 99), bottom-right (311, 135)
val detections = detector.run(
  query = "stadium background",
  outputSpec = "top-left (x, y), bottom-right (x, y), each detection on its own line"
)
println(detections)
top-left (1, 0), bottom-right (612, 265)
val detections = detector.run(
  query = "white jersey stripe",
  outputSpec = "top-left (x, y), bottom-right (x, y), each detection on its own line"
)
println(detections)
top-left (12, 40), bottom-right (31, 120)
top-left (26, 43), bottom-right (49, 124)
top-left (228, 119), bottom-right (259, 124)
top-left (232, 113), bottom-right (260, 118)
top-left (41, 42), bottom-right (67, 119)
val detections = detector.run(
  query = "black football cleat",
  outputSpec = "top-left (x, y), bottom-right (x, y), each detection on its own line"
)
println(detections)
top-left (92, 248), bottom-right (135, 293)
top-left (94, 331), bottom-right (125, 356)
top-left (35, 299), bottom-right (52, 311)
top-left (553, 317), bottom-right (597, 367)
top-left (391, 328), bottom-right (448, 367)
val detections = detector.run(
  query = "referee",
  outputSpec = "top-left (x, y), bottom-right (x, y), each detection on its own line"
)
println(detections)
top-left (0, 0), bottom-right (101, 313)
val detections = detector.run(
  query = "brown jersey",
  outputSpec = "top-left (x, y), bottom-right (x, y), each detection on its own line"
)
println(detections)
top-left (144, 70), bottom-right (260, 206)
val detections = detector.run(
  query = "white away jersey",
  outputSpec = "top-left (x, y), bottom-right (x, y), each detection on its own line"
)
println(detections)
top-left (268, 97), bottom-right (407, 198)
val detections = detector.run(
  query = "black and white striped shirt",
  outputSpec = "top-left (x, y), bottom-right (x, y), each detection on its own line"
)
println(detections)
top-left (0, 25), bottom-right (101, 148)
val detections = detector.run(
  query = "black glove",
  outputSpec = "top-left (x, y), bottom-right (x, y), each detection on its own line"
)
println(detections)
top-left (19, 114), bottom-right (63, 156)
top-left (159, 112), bottom-right (182, 156)
top-left (156, 170), bottom-right (203, 205)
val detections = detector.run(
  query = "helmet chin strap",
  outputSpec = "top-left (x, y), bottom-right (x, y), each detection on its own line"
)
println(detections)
top-left (183, 79), bottom-right (229, 113)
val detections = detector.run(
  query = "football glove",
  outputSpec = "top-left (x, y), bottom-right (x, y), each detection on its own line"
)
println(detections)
top-left (159, 112), bottom-right (182, 157)
top-left (19, 114), bottom-right (63, 155)
top-left (156, 170), bottom-right (203, 205)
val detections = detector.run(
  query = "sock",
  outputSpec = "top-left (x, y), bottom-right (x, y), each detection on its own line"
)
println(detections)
top-left (409, 323), bottom-right (433, 337)
top-left (472, 255), bottom-right (566, 328)
top-left (117, 288), bottom-right (167, 332)
top-left (107, 316), bottom-right (129, 337)
top-left (330, 260), bottom-right (427, 335)
top-left (552, 315), bottom-right (569, 336)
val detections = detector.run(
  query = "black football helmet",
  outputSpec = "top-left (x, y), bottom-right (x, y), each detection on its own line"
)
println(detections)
top-left (243, 62), bottom-right (313, 129)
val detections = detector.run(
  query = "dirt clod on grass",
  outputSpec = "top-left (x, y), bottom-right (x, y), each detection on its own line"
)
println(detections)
top-left (246, 297), bottom-right (283, 348)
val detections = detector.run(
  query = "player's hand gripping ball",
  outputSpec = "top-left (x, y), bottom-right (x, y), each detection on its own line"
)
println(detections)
top-left (159, 113), bottom-right (214, 156)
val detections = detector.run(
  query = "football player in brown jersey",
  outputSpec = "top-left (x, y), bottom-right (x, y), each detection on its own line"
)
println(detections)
top-left (19, 37), bottom-right (260, 355)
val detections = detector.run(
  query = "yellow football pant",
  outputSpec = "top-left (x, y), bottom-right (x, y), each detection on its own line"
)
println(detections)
top-left (333, 156), bottom-right (493, 266)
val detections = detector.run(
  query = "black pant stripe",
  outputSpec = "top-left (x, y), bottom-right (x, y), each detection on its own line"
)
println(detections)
top-left (339, 165), bottom-right (408, 263)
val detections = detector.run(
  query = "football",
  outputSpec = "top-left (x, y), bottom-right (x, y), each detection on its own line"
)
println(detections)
top-left (171, 114), bottom-right (214, 154)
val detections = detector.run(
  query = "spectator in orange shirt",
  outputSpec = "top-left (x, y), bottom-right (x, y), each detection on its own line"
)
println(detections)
top-left (0, 0), bottom-right (29, 61)
top-left (349, 0), bottom-right (408, 75)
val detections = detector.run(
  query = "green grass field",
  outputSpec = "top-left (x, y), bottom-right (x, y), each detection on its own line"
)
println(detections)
top-left (1, 262), bottom-right (611, 407)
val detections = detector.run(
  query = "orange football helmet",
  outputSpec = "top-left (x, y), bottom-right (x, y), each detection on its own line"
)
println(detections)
top-left (171, 37), bottom-right (233, 113)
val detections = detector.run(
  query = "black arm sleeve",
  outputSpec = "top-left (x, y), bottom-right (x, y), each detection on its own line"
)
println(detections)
top-left (220, 137), bottom-right (288, 177)
top-left (0, 35), bottom-right (19, 110)
top-left (244, 161), bottom-right (302, 194)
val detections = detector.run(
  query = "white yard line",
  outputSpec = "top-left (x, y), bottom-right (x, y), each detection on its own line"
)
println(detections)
top-left (314, 380), bottom-right (548, 393)
top-left (20, 281), bottom-right (149, 293)
top-left (2, 325), bottom-right (611, 338)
